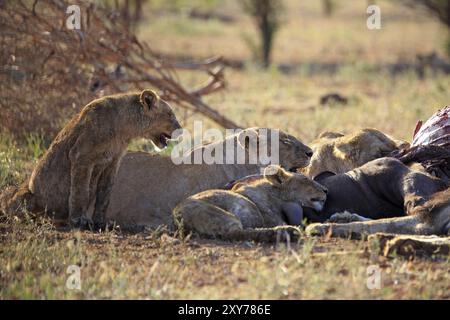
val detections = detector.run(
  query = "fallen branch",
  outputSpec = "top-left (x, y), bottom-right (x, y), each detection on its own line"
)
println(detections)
top-left (369, 233), bottom-right (450, 258)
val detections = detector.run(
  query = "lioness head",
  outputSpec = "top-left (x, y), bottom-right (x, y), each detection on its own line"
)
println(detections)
top-left (139, 89), bottom-right (182, 149)
top-left (264, 166), bottom-right (327, 211)
top-left (237, 128), bottom-right (313, 171)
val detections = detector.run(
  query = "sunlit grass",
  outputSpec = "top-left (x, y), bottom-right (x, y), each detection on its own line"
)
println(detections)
top-left (1, 212), bottom-right (449, 299)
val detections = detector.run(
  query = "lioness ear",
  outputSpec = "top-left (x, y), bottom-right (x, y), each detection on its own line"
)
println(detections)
top-left (237, 128), bottom-right (259, 150)
top-left (264, 165), bottom-right (290, 187)
top-left (140, 89), bottom-right (158, 110)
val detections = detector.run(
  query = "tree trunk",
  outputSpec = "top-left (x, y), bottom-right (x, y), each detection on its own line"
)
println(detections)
top-left (133, 0), bottom-right (143, 22)
top-left (260, 13), bottom-right (272, 68)
top-left (447, 0), bottom-right (450, 27)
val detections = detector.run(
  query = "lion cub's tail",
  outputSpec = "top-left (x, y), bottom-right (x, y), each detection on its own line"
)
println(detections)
top-left (0, 182), bottom-right (36, 216)
top-left (222, 225), bottom-right (302, 243)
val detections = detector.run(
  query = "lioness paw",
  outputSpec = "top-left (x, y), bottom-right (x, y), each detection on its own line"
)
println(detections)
top-left (327, 212), bottom-right (371, 223)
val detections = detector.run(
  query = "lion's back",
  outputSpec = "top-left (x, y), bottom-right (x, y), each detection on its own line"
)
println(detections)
top-left (106, 151), bottom-right (259, 228)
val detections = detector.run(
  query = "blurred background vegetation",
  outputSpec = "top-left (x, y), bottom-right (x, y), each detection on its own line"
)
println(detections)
top-left (112, 0), bottom-right (450, 63)
top-left (111, 0), bottom-right (450, 141)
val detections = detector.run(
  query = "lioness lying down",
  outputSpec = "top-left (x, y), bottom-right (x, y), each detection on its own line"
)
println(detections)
top-left (173, 166), bottom-right (328, 242)
top-left (306, 187), bottom-right (450, 238)
top-left (105, 128), bottom-right (313, 229)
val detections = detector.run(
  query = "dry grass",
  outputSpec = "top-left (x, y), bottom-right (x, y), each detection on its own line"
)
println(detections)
top-left (1, 0), bottom-right (450, 299)
top-left (1, 215), bottom-right (449, 299)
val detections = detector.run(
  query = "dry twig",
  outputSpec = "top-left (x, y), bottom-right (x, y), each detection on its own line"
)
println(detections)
top-left (0, 0), bottom-right (241, 140)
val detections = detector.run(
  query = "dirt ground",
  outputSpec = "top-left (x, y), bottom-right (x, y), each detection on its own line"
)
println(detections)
top-left (1, 215), bottom-right (449, 299)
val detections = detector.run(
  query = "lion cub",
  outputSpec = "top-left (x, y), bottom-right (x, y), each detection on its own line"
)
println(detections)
top-left (305, 128), bottom-right (409, 178)
top-left (173, 166), bottom-right (328, 242)
top-left (7, 90), bottom-right (181, 228)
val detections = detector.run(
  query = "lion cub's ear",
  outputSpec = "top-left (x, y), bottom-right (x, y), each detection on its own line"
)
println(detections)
top-left (264, 165), bottom-right (290, 187)
top-left (140, 89), bottom-right (159, 111)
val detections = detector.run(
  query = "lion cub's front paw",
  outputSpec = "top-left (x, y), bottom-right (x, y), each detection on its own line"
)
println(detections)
top-left (70, 215), bottom-right (94, 230)
top-left (93, 218), bottom-right (109, 231)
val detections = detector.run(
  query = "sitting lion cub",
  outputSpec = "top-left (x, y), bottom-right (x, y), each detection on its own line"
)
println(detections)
top-left (173, 166), bottom-right (328, 242)
top-left (4, 90), bottom-right (181, 229)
